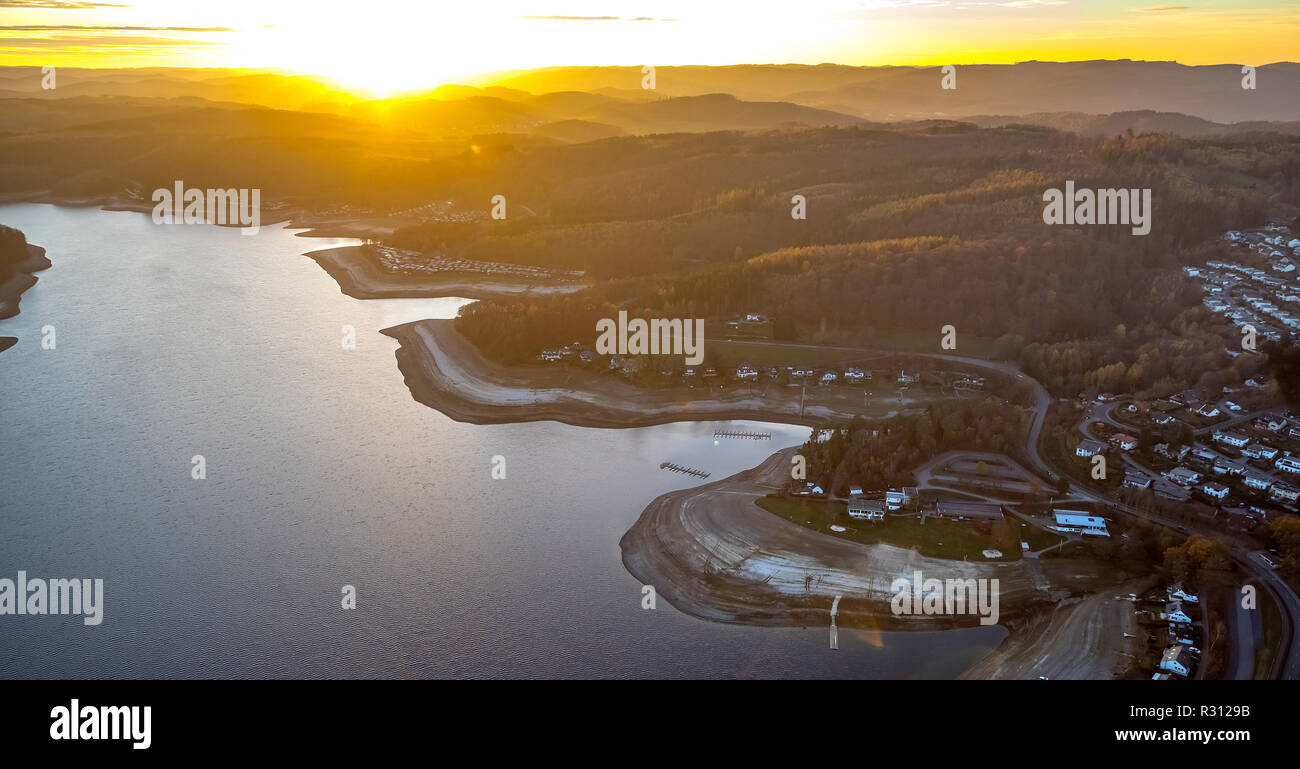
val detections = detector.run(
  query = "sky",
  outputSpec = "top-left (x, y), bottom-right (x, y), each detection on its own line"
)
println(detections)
top-left (1, 0), bottom-right (1297, 94)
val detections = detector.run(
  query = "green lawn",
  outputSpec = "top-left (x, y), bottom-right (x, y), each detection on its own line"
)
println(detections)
top-left (755, 495), bottom-right (1021, 561)
top-left (1003, 510), bottom-right (1067, 552)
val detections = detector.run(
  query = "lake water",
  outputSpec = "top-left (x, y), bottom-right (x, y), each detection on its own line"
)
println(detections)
top-left (0, 203), bottom-right (1004, 678)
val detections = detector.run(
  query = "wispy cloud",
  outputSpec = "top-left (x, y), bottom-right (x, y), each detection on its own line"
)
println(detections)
top-left (520, 16), bottom-right (676, 22)
top-left (1139, 5), bottom-right (1189, 11)
top-left (0, 1), bottom-right (129, 7)
top-left (0, 26), bottom-right (235, 32)
top-left (0, 35), bottom-right (222, 48)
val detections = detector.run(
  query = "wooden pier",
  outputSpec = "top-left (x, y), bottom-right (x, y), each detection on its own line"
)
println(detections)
top-left (660, 462), bottom-right (710, 479)
top-left (713, 429), bottom-right (772, 440)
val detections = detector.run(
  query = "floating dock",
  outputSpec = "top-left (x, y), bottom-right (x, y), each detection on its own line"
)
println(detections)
top-left (712, 429), bottom-right (772, 440)
top-left (660, 462), bottom-right (710, 479)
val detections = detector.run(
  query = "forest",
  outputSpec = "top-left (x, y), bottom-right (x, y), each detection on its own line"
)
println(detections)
top-left (793, 400), bottom-right (1029, 494)
top-left (447, 127), bottom-right (1300, 400)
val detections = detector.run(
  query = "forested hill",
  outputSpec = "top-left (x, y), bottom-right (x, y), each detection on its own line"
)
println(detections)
top-left (452, 125), bottom-right (1300, 399)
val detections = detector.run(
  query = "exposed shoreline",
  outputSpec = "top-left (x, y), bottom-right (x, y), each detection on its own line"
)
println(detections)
top-left (306, 245), bottom-right (586, 301)
top-left (380, 318), bottom-right (921, 429)
top-left (617, 445), bottom-right (1125, 632)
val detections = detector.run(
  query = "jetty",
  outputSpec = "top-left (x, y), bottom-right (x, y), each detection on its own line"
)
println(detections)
top-left (713, 429), bottom-right (772, 440)
top-left (660, 462), bottom-right (710, 479)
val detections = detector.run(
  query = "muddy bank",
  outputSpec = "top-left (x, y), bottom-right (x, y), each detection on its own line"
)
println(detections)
top-left (307, 246), bottom-right (586, 300)
top-left (959, 576), bottom-right (1156, 679)
top-left (618, 446), bottom-right (1126, 630)
top-left (381, 318), bottom-right (909, 429)
top-left (0, 243), bottom-right (51, 322)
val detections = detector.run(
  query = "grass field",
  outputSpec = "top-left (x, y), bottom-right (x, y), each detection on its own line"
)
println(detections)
top-left (755, 495), bottom-right (1021, 561)
top-left (1003, 510), bottom-right (1068, 552)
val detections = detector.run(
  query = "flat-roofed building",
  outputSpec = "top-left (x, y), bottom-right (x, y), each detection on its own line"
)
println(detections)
top-left (1053, 510), bottom-right (1110, 537)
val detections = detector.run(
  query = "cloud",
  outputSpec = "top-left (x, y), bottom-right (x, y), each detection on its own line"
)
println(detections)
top-left (0, 1), bottom-right (129, 7)
top-left (0, 26), bottom-right (235, 32)
top-left (520, 15), bottom-right (676, 22)
top-left (1138, 5), bottom-right (1189, 10)
top-left (0, 35), bottom-right (223, 48)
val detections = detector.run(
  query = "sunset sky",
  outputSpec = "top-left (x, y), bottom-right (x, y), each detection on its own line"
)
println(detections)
top-left (1, 0), bottom-right (1297, 94)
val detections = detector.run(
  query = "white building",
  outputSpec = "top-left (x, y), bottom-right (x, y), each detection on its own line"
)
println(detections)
top-left (846, 497), bottom-right (885, 521)
top-left (1053, 510), bottom-right (1109, 537)
top-left (1159, 646), bottom-right (1192, 677)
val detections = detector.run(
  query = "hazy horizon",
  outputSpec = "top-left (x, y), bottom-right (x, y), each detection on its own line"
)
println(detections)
top-left (2, 1), bottom-right (1299, 95)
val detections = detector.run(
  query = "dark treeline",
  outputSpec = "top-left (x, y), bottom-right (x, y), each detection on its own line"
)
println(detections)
top-left (0, 224), bottom-right (28, 283)
top-left (795, 400), bottom-right (1029, 493)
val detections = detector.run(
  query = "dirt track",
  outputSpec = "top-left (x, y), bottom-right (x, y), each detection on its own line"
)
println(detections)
top-left (959, 577), bottom-right (1155, 679)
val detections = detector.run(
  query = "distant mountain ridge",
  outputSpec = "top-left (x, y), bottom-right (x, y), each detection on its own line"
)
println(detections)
top-left (480, 61), bottom-right (1300, 124)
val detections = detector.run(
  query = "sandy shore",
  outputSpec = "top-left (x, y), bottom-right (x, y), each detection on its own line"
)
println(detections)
top-left (618, 445), bottom-right (1126, 630)
top-left (381, 318), bottom-right (920, 428)
top-left (0, 243), bottom-right (51, 322)
top-left (307, 246), bottom-right (586, 300)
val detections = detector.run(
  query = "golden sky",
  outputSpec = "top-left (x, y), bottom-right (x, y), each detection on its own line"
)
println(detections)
top-left (1, 1), bottom-right (1297, 94)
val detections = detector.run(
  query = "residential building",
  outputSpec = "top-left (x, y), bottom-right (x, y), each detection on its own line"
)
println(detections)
top-left (1165, 466), bottom-right (1201, 486)
top-left (1201, 481), bottom-right (1229, 500)
top-left (1110, 433), bottom-right (1139, 451)
top-left (1076, 439), bottom-right (1105, 458)
top-left (1160, 646), bottom-right (1192, 677)
top-left (847, 497), bottom-right (886, 521)
top-left (1212, 430), bottom-right (1250, 448)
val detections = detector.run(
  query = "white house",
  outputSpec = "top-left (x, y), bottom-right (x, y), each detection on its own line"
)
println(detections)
top-left (1165, 466), bottom-right (1201, 486)
top-left (1168, 584), bottom-right (1199, 604)
top-left (1123, 472), bottom-right (1152, 490)
top-left (885, 487), bottom-right (917, 511)
top-left (1212, 430), bottom-right (1250, 448)
top-left (1243, 472), bottom-right (1273, 492)
top-left (1164, 601), bottom-right (1192, 624)
top-left (1076, 439), bottom-right (1105, 458)
top-left (1242, 443), bottom-right (1280, 461)
top-left (846, 497), bottom-right (885, 521)
top-left (1276, 456), bottom-right (1300, 475)
top-left (1159, 646), bottom-right (1192, 677)
top-left (1271, 483), bottom-right (1300, 504)
top-left (1110, 433), bottom-right (1139, 452)
top-left (1201, 481), bottom-right (1229, 500)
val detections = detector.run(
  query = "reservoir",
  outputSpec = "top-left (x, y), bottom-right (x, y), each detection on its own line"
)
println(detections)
top-left (0, 203), bottom-right (1005, 678)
